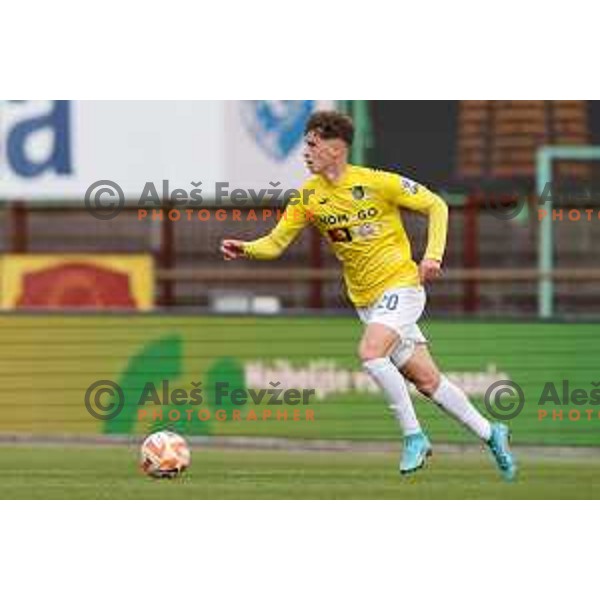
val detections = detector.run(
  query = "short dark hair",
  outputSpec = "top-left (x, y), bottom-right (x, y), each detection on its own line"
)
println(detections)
top-left (305, 110), bottom-right (354, 146)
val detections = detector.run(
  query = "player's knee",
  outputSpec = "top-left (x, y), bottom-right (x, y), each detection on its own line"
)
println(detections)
top-left (411, 370), bottom-right (441, 397)
top-left (358, 339), bottom-right (386, 362)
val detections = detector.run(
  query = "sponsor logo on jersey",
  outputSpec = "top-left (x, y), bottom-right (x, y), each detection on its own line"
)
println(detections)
top-left (354, 222), bottom-right (381, 239)
top-left (327, 227), bottom-right (353, 243)
top-left (318, 207), bottom-right (379, 226)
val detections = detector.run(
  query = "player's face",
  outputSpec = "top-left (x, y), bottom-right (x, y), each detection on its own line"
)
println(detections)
top-left (303, 131), bottom-right (342, 174)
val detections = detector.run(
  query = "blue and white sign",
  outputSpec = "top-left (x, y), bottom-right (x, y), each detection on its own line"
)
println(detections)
top-left (1, 100), bottom-right (72, 179)
top-left (241, 101), bottom-right (315, 161)
top-left (0, 101), bottom-right (224, 200)
top-left (226, 100), bottom-right (333, 193)
top-left (0, 100), bottom-right (334, 201)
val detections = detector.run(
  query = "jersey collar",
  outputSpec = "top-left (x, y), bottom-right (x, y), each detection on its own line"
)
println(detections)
top-left (318, 164), bottom-right (354, 188)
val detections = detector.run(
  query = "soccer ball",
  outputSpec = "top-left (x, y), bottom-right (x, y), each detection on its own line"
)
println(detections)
top-left (140, 431), bottom-right (191, 478)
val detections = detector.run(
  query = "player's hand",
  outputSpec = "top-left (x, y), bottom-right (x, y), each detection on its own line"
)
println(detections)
top-left (419, 259), bottom-right (442, 283)
top-left (220, 239), bottom-right (246, 261)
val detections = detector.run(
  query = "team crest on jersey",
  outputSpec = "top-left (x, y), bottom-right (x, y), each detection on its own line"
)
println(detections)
top-left (401, 177), bottom-right (419, 195)
top-left (351, 185), bottom-right (367, 200)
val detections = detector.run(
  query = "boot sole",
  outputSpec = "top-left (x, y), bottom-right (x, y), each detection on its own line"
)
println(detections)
top-left (400, 448), bottom-right (433, 475)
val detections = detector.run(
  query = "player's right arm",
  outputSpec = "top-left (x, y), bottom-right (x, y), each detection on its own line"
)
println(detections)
top-left (220, 200), bottom-right (311, 261)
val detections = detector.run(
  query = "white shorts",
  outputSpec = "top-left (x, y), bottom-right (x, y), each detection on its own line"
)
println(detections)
top-left (356, 286), bottom-right (428, 368)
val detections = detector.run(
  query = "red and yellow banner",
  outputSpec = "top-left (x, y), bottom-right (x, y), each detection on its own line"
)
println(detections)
top-left (0, 254), bottom-right (153, 310)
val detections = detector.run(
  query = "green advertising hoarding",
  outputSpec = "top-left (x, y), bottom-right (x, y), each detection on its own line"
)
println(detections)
top-left (0, 315), bottom-right (598, 445)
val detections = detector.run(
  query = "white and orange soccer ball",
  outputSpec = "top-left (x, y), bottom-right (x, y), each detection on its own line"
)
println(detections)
top-left (140, 431), bottom-right (191, 478)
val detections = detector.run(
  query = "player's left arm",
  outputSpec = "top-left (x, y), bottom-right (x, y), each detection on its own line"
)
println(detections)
top-left (380, 172), bottom-right (449, 282)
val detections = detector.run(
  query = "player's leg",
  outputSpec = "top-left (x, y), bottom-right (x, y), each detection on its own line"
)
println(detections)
top-left (357, 295), bottom-right (431, 475)
top-left (359, 322), bottom-right (422, 436)
top-left (399, 345), bottom-right (517, 480)
top-left (399, 345), bottom-right (492, 440)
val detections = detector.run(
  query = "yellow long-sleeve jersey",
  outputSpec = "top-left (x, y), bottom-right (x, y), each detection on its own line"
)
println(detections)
top-left (243, 164), bottom-right (448, 307)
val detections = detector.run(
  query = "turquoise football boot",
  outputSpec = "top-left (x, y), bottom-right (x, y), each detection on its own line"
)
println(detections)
top-left (487, 423), bottom-right (517, 481)
top-left (400, 432), bottom-right (432, 475)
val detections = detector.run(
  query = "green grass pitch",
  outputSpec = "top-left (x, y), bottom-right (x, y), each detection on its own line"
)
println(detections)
top-left (1, 444), bottom-right (599, 499)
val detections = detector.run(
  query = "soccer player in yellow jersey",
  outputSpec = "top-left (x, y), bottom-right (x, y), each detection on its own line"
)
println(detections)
top-left (221, 111), bottom-right (516, 480)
